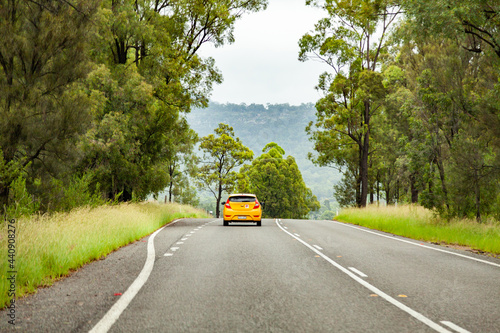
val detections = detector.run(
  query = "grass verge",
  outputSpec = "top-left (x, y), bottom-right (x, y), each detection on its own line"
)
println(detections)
top-left (0, 202), bottom-right (209, 308)
top-left (335, 204), bottom-right (500, 256)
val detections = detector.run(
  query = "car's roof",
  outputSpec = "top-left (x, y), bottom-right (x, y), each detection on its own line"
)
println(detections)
top-left (228, 193), bottom-right (256, 197)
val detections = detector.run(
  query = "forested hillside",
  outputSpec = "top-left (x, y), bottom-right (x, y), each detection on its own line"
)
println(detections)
top-left (187, 103), bottom-right (341, 202)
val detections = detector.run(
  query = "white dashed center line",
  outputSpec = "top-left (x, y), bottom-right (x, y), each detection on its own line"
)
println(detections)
top-left (348, 267), bottom-right (368, 278)
top-left (313, 245), bottom-right (323, 251)
top-left (275, 219), bottom-right (452, 333)
top-left (440, 321), bottom-right (471, 333)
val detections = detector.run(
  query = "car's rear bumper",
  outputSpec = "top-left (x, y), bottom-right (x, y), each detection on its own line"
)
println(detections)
top-left (223, 212), bottom-right (262, 222)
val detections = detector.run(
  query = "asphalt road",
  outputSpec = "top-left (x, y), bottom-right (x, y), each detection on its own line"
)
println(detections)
top-left (2, 218), bottom-right (499, 332)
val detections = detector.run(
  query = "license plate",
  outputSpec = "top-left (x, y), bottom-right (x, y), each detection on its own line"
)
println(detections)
top-left (238, 216), bottom-right (247, 220)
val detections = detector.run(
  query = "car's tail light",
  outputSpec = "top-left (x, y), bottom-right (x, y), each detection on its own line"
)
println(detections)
top-left (225, 199), bottom-right (231, 209)
top-left (254, 199), bottom-right (260, 209)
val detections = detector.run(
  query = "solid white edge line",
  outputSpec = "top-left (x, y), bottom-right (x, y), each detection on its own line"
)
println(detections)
top-left (331, 221), bottom-right (500, 268)
top-left (89, 224), bottom-right (166, 333)
top-left (89, 218), bottom-right (217, 333)
top-left (275, 219), bottom-right (452, 333)
top-left (348, 267), bottom-right (368, 278)
top-left (440, 321), bottom-right (472, 333)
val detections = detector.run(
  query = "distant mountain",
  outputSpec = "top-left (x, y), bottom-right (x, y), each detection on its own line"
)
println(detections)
top-left (187, 102), bottom-right (341, 202)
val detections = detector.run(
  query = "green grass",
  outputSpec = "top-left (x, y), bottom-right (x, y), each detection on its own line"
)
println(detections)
top-left (0, 202), bottom-right (209, 308)
top-left (335, 205), bottom-right (500, 256)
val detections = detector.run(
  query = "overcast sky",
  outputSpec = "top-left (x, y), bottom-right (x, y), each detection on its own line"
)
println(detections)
top-left (199, 0), bottom-right (327, 106)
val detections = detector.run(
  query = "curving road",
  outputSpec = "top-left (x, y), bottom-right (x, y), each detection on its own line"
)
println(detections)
top-left (3, 218), bottom-right (500, 332)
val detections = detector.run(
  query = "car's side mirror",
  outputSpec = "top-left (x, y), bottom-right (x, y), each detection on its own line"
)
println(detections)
top-left (261, 202), bottom-right (265, 209)
top-left (221, 201), bottom-right (226, 205)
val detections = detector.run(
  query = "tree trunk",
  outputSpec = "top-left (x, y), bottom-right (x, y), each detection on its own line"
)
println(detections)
top-left (435, 155), bottom-right (450, 210)
top-left (475, 169), bottom-right (481, 222)
top-left (168, 181), bottom-right (173, 202)
top-left (410, 172), bottom-right (419, 203)
top-left (396, 179), bottom-right (400, 203)
top-left (216, 180), bottom-right (222, 218)
top-left (359, 100), bottom-right (370, 207)
top-left (355, 171), bottom-right (362, 207)
top-left (428, 175), bottom-right (434, 208)
top-left (385, 186), bottom-right (391, 205)
top-left (168, 163), bottom-right (175, 202)
top-left (0, 186), bottom-right (9, 215)
top-left (114, 38), bottom-right (128, 64)
top-left (376, 177), bottom-right (380, 205)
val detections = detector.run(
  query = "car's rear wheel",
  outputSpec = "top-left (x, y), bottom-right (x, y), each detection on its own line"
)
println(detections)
top-left (223, 220), bottom-right (229, 226)
top-left (256, 220), bottom-right (261, 226)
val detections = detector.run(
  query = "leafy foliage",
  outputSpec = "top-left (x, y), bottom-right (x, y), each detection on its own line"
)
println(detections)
top-left (0, 0), bottom-right (99, 211)
top-left (196, 123), bottom-right (253, 217)
top-left (300, 0), bottom-right (402, 207)
top-left (300, 0), bottom-right (500, 222)
top-left (0, 0), bottom-right (267, 214)
top-left (402, 0), bottom-right (500, 58)
top-left (237, 143), bottom-right (320, 219)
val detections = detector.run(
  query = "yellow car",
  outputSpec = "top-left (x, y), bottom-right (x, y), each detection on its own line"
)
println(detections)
top-left (222, 193), bottom-right (262, 226)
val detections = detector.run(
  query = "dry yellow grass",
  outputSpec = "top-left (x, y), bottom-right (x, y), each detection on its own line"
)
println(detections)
top-left (336, 204), bottom-right (500, 255)
top-left (0, 202), bottom-right (208, 308)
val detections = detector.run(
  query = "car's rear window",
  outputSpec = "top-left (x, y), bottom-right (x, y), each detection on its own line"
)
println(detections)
top-left (229, 196), bottom-right (255, 202)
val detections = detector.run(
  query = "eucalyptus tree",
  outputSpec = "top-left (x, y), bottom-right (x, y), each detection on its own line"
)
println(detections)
top-left (196, 123), bottom-right (253, 218)
top-left (401, 0), bottom-right (500, 175)
top-left (299, 0), bottom-right (402, 207)
top-left (237, 143), bottom-right (320, 219)
top-left (380, 15), bottom-right (500, 219)
top-left (81, 0), bottom-right (267, 201)
top-left (402, 0), bottom-right (500, 59)
top-left (0, 0), bottom-right (100, 210)
top-left (165, 125), bottom-right (199, 203)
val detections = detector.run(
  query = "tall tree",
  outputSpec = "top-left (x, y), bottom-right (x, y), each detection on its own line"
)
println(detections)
top-left (237, 143), bottom-right (320, 219)
top-left (448, 127), bottom-right (498, 221)
top-left (381, 16), bottom-right (500, 219)
top-left (197, 123), bottom-right (253, 218)
top-left (402, 0), bottom-right (500, 59)
top-left (402, 0), bottom-right (500, 164)
top-left (0, 0), bottom-right (100, 211)
top-left (165, 126), bottom-right (199, 203)
top-left (80, 0), bottom-right (267, 202)
top-left (299, 0), bottom-right (401, 207)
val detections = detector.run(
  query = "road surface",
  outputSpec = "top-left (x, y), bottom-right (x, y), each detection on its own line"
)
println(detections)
top-left (2, 218), bottom-right (499, 332)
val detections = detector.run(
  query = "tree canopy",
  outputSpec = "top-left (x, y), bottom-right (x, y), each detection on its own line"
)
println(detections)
top-left (300, 0), bottom-right (402, 207)
top-left (196, 123), bottom-right (253, 218)
top-left (237, 143), bottom-right (320, 219)
top-left (0, 0), bottom-right (267, 215)
top-left (300, 0), bottom-right (500, 221)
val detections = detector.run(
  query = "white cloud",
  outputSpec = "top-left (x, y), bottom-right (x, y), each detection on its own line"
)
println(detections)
top-left (199, 0), bottom-right (327, 105)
